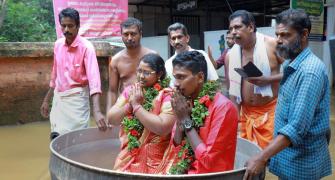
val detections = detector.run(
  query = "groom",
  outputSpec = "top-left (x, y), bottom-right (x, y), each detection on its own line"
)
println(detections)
top-left (170, 51), bottom-right (238, 174)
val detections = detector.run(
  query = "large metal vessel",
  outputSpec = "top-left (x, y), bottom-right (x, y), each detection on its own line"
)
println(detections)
top-left (50, 127), bottom-right (264, 180)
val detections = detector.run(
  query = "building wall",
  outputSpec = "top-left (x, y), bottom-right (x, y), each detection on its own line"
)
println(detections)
top-left (130, 3), bottom-right (335, 86)
top-left (129, 4), bottom-right (230, 51)
top-left (0, 42), bottom-right (121, 125)
top-left (130, 5), bottom-right (171, 37)
top-left (325, 1), bottom-right (335, 86)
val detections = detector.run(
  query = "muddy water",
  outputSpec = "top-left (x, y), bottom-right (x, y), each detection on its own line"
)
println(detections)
top-left (0, 122), bottom-right (50, 180)
top-left (1, 93), bottom-right (335, 179)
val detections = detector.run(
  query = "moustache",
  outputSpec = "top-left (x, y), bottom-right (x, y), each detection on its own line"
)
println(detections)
top-left (276, 44), bottom-right (288, 56)
top-left (63, 32), bottom-right (72, 36)
top-left (124, 40), bottom-right (135, 45)
top-left (276, 44), bottom-right (285, 51)
top-left (276, 44), bottom-right (287, 50)
top-left (175, 88), bottom-right (184, 95)
top-left (233, 36), bottom-right (241, 40)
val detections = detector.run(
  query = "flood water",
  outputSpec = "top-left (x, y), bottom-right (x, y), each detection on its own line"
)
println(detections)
top-left (0, 121), bottom-right (50, 180)
top-left (1, 92), bottom-right (335, 179)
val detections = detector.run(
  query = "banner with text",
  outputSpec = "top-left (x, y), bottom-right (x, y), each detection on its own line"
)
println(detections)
top-left (53, 0), bottom-right (128, 38)
top-left (291, 0), bottom-right (326, 41)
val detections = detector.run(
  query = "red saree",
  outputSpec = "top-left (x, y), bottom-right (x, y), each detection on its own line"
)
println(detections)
top-left (113, 87), bottom-right (175, 174)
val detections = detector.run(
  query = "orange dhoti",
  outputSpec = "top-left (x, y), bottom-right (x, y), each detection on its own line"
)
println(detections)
top-left (240, 98), bottom-right (277, 149)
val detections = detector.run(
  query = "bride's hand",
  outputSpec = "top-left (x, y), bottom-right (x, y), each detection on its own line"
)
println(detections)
top-left (129, 83), bottom-right (144, 106)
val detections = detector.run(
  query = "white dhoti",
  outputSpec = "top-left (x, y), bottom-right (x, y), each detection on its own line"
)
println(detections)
top-left (50, 87), bottom-right (90, 135)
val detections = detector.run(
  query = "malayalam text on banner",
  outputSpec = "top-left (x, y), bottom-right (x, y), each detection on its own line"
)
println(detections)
top-left (53, 0), bottom-right (128, 38)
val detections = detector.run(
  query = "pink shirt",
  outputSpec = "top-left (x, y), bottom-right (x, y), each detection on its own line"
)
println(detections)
top-left (50, 35), bottom-right (101, 95)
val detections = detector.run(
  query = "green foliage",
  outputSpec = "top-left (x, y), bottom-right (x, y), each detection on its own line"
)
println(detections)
top-left (127, 134), bottom-right (140, 149)
top-left (191, 100), bottom-right (208, 127)
top-left (168, 140), bottom-right (194, 174)
top-left (192, 80), bottom-right (219, 128)
top-left (122, 116), bottom-right (144, 132)
top-left (143, 77), bottom-right (170, 111)
top-left (142, 87), bottom-right (159, 111)
top-left (0, 0), bottom-right (56, 42)
top-left (198, 80), bottom-right (220, 98)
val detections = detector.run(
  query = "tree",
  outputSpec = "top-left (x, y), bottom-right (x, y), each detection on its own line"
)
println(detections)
top-left (0, 0), bottom-right (56, 42)
top-left (0, 0), bottom-right (6, 29)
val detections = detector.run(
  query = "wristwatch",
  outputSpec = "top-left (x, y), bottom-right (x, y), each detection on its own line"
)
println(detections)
top-left (182, 118), bottom-right (194, 131)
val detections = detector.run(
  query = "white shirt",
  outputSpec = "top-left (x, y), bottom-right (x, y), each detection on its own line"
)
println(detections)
top-left (165, 46), bottom-right (219, 87)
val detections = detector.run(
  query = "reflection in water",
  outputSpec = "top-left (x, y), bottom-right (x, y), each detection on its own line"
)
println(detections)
top-left (1, 91), bottom-right (335, 179)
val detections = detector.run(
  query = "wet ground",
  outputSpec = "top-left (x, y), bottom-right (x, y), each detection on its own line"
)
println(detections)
top-left (0, 92), bottom-right (334, 179)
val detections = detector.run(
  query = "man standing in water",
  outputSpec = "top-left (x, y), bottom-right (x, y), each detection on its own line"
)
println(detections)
top-left (243, 9), bottom-right (332, 180)
top-left (165, 22), bottom-right (218, 87)
top-left (40, 8), bottom-right (106, 140)
top-left (106, 17), bottom-right (156, 112)
top-left (227, 10), bottom-right (283, 149)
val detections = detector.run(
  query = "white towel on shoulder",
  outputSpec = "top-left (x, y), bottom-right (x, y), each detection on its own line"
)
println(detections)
top-left (228, 32), bottom-right (273, 104)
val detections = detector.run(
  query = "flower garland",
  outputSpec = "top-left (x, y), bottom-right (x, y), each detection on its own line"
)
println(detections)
top-left (121, 77), bottom-right (170, 153)
top-left (168, 80), bottom-right (219, 174)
